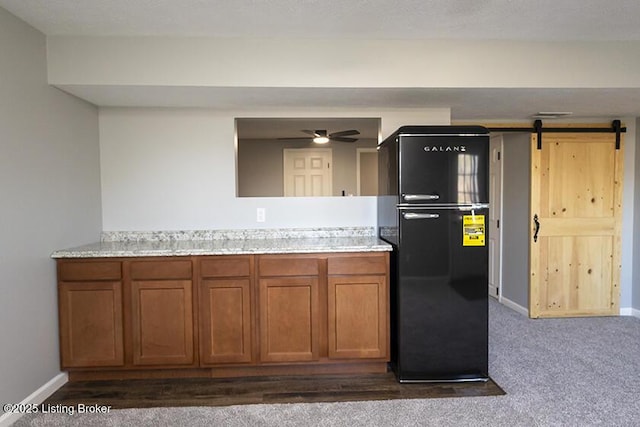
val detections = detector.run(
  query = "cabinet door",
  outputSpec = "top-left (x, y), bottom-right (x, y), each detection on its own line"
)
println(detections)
top-left (59, 282), bottom-right (124, 368)
top-left (328, 275), bottom-right (387, 359)
top-left (131, 280), bottom-right (194, 366)
top-left (200, 279), bottom-right (252, 364)
top-left (259, 277), bottom-right (319, 362)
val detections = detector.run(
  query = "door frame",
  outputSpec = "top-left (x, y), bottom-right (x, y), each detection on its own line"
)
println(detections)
top-left (489, 134), bottom-right (504, 302)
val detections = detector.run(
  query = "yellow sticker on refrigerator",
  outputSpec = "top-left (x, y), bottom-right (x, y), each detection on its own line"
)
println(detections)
top-left (463, 215), bottom-right (485, 246)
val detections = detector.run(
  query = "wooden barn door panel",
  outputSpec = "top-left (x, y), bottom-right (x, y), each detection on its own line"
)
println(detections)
top-left (530, 132), bottom-right (623, 318)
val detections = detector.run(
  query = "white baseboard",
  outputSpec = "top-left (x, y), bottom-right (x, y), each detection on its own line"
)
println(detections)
top-left (499, 296), bottom-right (529, 317)
top-left (620, 307), bottom-right (640, 318)
top-left (0, 372), bottom-right (68, 427)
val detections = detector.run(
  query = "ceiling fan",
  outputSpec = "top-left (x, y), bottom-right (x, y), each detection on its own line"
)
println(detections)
top-left (279, 129), bottom-right (360, 144)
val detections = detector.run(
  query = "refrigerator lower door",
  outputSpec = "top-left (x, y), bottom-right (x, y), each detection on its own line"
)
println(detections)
top-left (394, 207), bottom-right (488, 382)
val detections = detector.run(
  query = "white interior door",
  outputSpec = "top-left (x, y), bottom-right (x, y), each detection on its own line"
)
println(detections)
top-left (283, 148), bottom-right (332, 197)
top-left (489, 135), bottom-right (503, 300)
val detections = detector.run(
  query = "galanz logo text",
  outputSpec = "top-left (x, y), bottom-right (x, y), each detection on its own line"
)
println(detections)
top-left (423, 146), bottom-right (467, 152)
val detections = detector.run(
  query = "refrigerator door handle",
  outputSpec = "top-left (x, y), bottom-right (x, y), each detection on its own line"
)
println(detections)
top-left (402, 212), bottom-right (440, 220)
top-left (458, 204), bottom-right (490, 211)
top-left (403, 194), bottom-right (440, 202)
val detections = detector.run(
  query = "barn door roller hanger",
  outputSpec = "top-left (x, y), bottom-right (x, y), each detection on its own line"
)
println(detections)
top-left (488, 119), bottom-right (625, 150)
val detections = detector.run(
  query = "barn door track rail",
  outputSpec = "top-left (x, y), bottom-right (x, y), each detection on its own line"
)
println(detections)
top-left (488, 119), bottom-right (625, 150)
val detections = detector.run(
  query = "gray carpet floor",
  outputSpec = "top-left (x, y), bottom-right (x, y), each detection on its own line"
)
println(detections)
top-left (15, 298), bottom-right (640, 426)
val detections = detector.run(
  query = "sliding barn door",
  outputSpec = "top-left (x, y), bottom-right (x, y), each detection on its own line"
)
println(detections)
top-left (529, 132), bottom-right (623, 318)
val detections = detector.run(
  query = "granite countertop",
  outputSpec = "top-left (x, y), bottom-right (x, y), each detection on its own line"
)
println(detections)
top-left (51, 228), bottom-right (392, 258)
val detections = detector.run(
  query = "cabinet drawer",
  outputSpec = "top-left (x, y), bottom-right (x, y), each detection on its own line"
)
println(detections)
top-left (59, 261), bottom-right (122, 281)
top-left (200, 256), bottom-right (251, 278)
top-left (129, 259), bottom-right (192, 280)
top-left (328, 255), bottom-right (387, 275)
top-left (259, 256), bottom-right (319, 277)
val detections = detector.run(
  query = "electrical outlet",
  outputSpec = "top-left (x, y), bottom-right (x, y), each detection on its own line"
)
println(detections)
top-left (256, 208), bottom-right (266, 222)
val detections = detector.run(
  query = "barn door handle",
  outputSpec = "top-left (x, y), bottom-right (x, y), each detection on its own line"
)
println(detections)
top-left (533, 214), bottom-right (540, 242)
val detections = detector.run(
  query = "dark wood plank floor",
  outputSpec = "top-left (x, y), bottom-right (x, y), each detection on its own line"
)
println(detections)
top-left (44, 373), bottom-right (504, 409)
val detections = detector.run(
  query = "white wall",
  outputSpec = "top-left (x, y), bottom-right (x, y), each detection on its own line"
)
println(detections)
top-left (98, 108), bottom-right (638, 310)
top-left (0, 6), bottom-right (101, 414)
top-left (48, 37), bottom-right (640, 88)
top-left (238, 137), bottom-right (378, 197)
top-left (500, 133), bottom-right (531, 310)
top-left (99, 108), bottom-right (449, 231)
top-left (633, 118), bottom-right (640, 312)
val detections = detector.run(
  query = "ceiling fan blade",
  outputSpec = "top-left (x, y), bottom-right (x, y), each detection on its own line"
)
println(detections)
top-left (329, 129), bottom-right (360, 138)
top-left (331, 136), bottom-right (359, 143)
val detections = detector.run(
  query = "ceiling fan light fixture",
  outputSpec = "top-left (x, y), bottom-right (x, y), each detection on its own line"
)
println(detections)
top-left (313, 136), bottom-right (330, 144)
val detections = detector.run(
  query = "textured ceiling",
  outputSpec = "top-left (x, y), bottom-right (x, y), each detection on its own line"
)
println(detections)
top-left (2, 0), bottom-right (640, 40)
top-left (2, 0), bottom-right (640, 120)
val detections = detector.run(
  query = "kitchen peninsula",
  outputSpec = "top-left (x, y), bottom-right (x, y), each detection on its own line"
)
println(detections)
top-left (52, 228), bottom-right (392, 381)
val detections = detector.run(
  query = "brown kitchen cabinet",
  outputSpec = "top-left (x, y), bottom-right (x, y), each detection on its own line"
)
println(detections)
top-left (128, 259), bottom-right (195, 366)
top-left (328, 275), bottom-right (387, 359)
top-left (58, 261), bottom-right (124, 368)
top-left (259, 276), bottom-right (320, 362)
top-left (56, 251), bottom-right (389, 380)
top-left (257, 255), bottom-right (320, 363)
top-left (198, 256), bottom-right (253, 365)
top-left (327, 255), bottom-right (388, 359)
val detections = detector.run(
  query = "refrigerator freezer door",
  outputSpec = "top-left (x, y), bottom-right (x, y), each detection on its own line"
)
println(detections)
top-left (398, 135), bottom-right (489, 206)
top-left (394, 207), bottom-right (489, 382)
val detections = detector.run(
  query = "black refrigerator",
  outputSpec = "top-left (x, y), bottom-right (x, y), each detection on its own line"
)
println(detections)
top-left (377, 125), bottom-right (489, 383)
